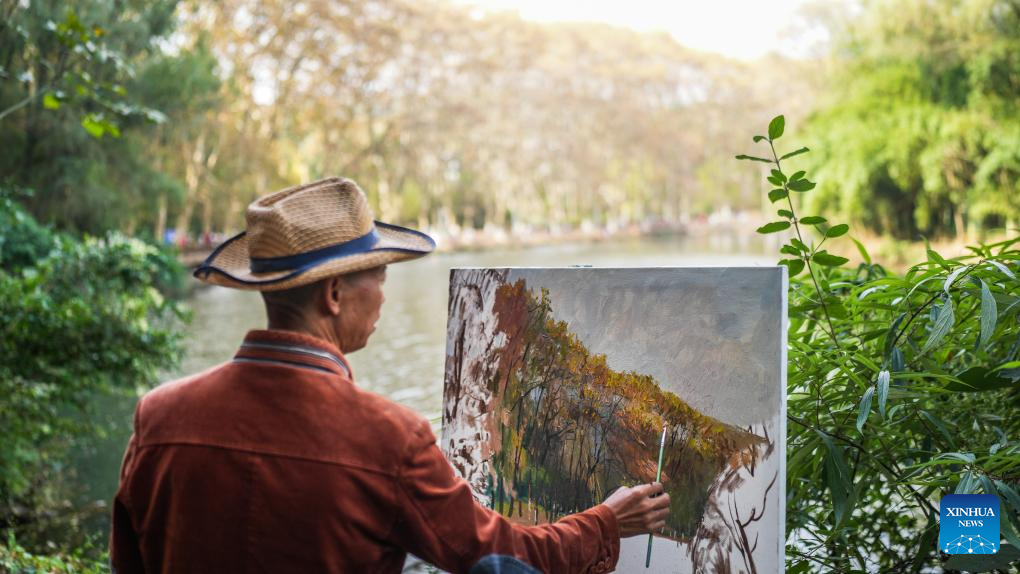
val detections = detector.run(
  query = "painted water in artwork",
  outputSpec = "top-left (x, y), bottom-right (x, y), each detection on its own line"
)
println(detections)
top-left (441, 268), bottom-right (785, 573)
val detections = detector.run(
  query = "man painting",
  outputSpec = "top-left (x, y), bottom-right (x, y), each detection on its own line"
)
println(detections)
top-left (110, 177), bottom-right (670, 573)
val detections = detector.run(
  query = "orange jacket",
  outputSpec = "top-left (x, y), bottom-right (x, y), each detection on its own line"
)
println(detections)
top-left (110, 329), bottom-right (620, 573)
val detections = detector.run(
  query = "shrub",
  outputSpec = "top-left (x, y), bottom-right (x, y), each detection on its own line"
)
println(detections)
top-left (0, 189), bottom-right (185, 554)
top-left (739, 115), bottom-right (1020, 572)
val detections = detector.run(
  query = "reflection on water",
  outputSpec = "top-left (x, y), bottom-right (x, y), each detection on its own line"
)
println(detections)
top-left (77, 234), bottom-right (773, 538)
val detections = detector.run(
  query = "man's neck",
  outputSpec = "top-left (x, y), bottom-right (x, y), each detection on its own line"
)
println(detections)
top-left (266, 313), bottom-right (345, 353)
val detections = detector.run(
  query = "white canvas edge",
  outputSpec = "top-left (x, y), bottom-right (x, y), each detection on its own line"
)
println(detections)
top-left (779, 264), bottom-right (788, 568)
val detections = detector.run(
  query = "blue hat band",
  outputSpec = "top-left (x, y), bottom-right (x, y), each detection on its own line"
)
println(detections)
top-left (249, 229), bottom-right (380, 274)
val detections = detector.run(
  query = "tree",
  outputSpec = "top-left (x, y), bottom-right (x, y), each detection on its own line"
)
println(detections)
top-left (802, 0), bottom-right (1020, 240)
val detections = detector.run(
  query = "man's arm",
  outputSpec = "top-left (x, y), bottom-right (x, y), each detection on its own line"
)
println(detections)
top-left (388, 420), bottom-right (669, 574)
top-left (110, 421), bottom-right (144, 573)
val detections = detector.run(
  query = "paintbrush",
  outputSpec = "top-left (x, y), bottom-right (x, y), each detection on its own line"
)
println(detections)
top-left (645, 425), bottom-right (667, 568)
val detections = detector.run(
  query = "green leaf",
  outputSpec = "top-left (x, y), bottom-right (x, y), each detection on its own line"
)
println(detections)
top-left (752, 135), bottom-right (767, 143)
top-left (979, 279), bottom-right (997, 349)
top-left (757, 221), bottom-right (791, 234)
top-left (735, 154), bottom-right (773, 163)
top-left (768, 188), bottom-right (788, 203)
top-left (81, 116), bottom-right (105, 138)
top-left (768, 115), bottom-right (785, 140)
top-left (825, 224), bottom-right (849, 238)
top-left (791, 238), bottom-right (809, 252)
top-left (996, 480), bottom-right (1020, 516)
top-left (767, 175), bottom-right (783, 186)
top-left (815, 429), bottom-right (854, 527)
top-left (780, 245), bottom-right (800, 256)
top-left (943, 265), bottom-right (967, 293)
top-left (780, 146), bottom-right (809, 161)
top-left (777, 209), bottom-right (793, 218)
top-left (955, 469), bottom-right (975, 494)
top-left (1000, 513), bottom-right (1020, 555)
top-left (987, 260), bottom-right (1016, 279)
top-left (944, 543), bottom-right (1020, 572)
top-left (780, 258), bottom-right (805, 277)
top-left (856, 385), bottom-right (874, 432)
top-left (921, 297), bottom-right (954, 353)
top-left (926, 248), bottom-right (949, 270)
top-left (788, 170), bottom-right (806, 181)
top-left (910, 521), bottom-right (939, 572)
top-left (851, 237), bottom-right (871, 265)
top-left (891, 347), bottom-right (904, 372)
top-left (812, 251), bottom-right (849, 267)
top-left (800, 216), bottom-right (827, 225)
top-left (946, 366), bottom-right (1012, 392)
top-left (42, 93), bottom-right (61, 109)
top-left (770, 169), bottom-right (786, 183)
top-left (787, 179), bottom-right (816, 192)
top-left (877, 370), bottom-right (890, 418)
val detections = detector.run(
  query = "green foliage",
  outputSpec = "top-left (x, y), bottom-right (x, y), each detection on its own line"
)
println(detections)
top-left (801, 0), bottom-right (1020, 239)
top-left (739, 115), bottom-right (1020, 572)
top-left (0, 192), bottom-right (185, 553)
top-left (0, 0), bottom-right (220, 234)
top-left (0, 534), bottom-right (107, 574)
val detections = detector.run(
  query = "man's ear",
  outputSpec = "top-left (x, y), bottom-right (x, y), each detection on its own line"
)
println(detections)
top-left (320, 275), bottom-right (345, 316)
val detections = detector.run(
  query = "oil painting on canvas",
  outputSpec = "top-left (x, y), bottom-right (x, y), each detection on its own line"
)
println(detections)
top-left (442, 268), bottom-right (786, 573)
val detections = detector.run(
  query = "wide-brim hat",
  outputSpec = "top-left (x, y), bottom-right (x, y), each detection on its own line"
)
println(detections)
top-left (194, 177), bottom-right (435, 291)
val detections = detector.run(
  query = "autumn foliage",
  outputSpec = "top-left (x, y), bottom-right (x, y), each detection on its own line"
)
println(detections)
top-left (485, 278), bottom-right (767, 539)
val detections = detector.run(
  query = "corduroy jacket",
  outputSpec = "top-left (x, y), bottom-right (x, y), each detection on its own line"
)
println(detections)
top-left (110, 329), bottom-right (620, 573)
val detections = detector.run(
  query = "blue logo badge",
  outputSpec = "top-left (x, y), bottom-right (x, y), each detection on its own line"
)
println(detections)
top-left (940, 494), bottom-right (1000, 555)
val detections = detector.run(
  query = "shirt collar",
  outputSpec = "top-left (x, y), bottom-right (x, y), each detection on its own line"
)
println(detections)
top-left (234, 329), bottom-right (353, 379)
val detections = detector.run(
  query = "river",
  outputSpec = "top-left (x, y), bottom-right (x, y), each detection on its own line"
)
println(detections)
top-left (75, 233), bottom-right (775, 542)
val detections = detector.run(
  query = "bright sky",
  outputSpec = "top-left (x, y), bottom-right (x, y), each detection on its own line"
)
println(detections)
top-left (460, 0), bottom-right (828, 60)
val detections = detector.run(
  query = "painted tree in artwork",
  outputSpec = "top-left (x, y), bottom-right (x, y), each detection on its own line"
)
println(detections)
top-left (486, 278), bottom-right (769, 539)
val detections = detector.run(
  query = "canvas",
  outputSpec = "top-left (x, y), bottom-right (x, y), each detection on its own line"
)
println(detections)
top-left (442, 268), bottom-right (786, 574)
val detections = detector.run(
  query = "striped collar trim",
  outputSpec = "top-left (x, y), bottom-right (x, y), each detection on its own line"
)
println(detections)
top-left (234, 331), bottom-right (352, 379)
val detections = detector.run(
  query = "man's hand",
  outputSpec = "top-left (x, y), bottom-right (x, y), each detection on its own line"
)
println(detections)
top-left (602, 483), bottom-right (671, 538)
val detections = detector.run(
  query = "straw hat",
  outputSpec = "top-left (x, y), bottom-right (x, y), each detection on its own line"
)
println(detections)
top-left (194, 177), bottom-right (435, 291)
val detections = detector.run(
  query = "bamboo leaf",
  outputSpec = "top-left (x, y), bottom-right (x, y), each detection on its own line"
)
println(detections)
top-left (851, 237), bottom-right (871, 265)
top-left (877, 370), bottom-right (890, 418)
top-left (921, 297), bottom-right (954, 353)
top-left (996, 480), bottom-right (1020, 516)
top-left (979, 279), bottom-right (997, 349)
top-left (942, 265), bottom-right (967, 294)
top-left (955, 469), bottom-right (974, 494)
top-left (1000, 510), bottom-right (1020, 553)
top-left (927, 248), bottom-right (949, 270)
top-left (815, 430), bottom-right (853, 527)
top-left (987, 260), bottom-right (1016, 279)
top-left (891, 347), bottom-right (904, 372)
top-left (856, 385), bottom-right (874, 432)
